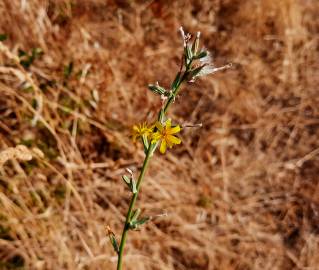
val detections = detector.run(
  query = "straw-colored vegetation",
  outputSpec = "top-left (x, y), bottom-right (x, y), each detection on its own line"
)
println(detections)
top-left (0, 0), bottom-right (318, 269)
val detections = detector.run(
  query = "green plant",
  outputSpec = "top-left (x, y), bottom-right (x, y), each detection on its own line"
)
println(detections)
top-left (108, 27), bottom-right (231, 270)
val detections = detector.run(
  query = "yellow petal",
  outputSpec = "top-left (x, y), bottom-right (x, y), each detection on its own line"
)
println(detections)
top-left (165, 119), bottom-right (171, 129)
top-left (155, 121), bottom-right (163, 131)
top-left (167, 135), bottom-right (181, 145)
top-left (149, 123), bottom-right (156, 129)
top-left (160, 140), bottom-right (167, 154)
top-left (168, 125), bottom-right (181, 134)
top-left (151, 132), bottom-right (161, 143)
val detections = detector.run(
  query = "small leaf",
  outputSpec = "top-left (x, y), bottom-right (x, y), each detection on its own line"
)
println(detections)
top-left (171, 72), bottom-right (181, 90)
top-left (0, 34), bottom-right (7, 41)
top-left (106, 226), bottom-right (119, 254)
top-left (188, 65), bottom-right (205, 79)
top-left (109, 234), bottom-right (119, 254)
top-left (148, 84), bottom-right (166, 95)
top-left (193, 50), bottom-right (208, 59)
top-left (122, 175), bottom-right (131, 186)
top-left (129, 216), bottom-right (150, 230)
top-left (122, 175), bottom-right (137, 193)
top-left (130, 208), bottom-right (141, 222)
top-left (130, 178), bottom-right (137, 194)
top-left (134, 216), bottom-right (150, 226)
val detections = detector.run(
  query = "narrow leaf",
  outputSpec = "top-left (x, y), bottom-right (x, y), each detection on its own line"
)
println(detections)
top-left (109, 234), bottom-right (119, 254)
top-left (106, 226), bottom-right (119, 254)
top-left (188, 65), bottom-right (205, 79)
top-left (122, 175), bottom-right (131, 186)
top-left (129, 216), bottom-right (150, 230)
top-left (193, 50), bottom-right (208, 60)
top-left (148, 84), bottom-right (166, 95)
top-left (130, 178), bottom-right (137, 194)
top-left (130, 208), bottom-right (141, 222)
top-left (134, 216), bottom-right (150, 226)
top-left (171, 72), bottom-right (181, 90)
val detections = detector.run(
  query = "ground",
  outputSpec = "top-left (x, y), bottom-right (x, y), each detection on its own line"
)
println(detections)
top-left (0, 0), bottom-right (319, 269)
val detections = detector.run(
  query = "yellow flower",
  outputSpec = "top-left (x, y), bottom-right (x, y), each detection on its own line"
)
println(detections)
top-left (131, 122), bottom-right (153, 142)
top-left (151, 119), bottom-right (181, 154)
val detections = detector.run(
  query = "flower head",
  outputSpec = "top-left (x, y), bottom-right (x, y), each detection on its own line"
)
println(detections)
top-left (151, 119), bottom-right (181, 154)
top-left (131, 122), bottom-right (153, 142)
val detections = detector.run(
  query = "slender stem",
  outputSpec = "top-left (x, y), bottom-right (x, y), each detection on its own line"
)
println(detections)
top-left (117, 145), bottom-right (153, 270)
top-left (116, 60), bottom-right (192, 270)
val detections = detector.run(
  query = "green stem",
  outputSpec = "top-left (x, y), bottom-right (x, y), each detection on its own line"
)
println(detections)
top-left (116, 145), bottom-right (154, 270)
top-left (116, 60), bottom-right (192, 270)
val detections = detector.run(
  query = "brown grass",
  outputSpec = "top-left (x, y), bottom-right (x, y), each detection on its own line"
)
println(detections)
top-left (0, 0), bottom-right (318, 269)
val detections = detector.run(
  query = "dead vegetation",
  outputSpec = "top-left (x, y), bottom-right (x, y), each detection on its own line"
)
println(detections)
top-left (0, 0), bottom-right (318, 269)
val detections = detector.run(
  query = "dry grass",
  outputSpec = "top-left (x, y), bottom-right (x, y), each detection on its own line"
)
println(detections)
top-left (0, 0), bottom-right (319, 269)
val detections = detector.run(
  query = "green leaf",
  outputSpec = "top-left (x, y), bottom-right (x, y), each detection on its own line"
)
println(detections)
top-left (148, 84), bottom-right (166, 95)
top-left (134, 216), bottom-right (150, 226)
top-left (122, 175), bottom-right (131, 186)
top-left (130, 178), bottom-right (137, 194)
top-left (130, 208), bottom-right (141, 222)
top-left (122, 175), bottom-right (137, 193)
top-left (129, 216), bottom-right (150, 230)
top-left (188, 65), bottom-right (205, 79)
top-left (109, 234), bottom-right (119, 254)
top-left (0, 34), bottom-right (7, 41)
top-left (194, 50), bottom-right (208, 59)
top-left (171, 72), bottom-right (181, 90)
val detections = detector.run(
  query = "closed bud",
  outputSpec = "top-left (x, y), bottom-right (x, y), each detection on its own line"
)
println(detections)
top-left (185, 45), bottom-right (193, 61)
top-left (194, 50), bottom-right (208, 60)
top-left (192, 32), bottom-right (201, 55)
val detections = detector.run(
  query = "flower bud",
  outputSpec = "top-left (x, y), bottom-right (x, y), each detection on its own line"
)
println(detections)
top-left (192, 32), bottom-right (201, 55)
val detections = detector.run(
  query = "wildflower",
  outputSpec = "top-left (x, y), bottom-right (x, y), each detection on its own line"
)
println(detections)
top-left (152, 119), bottom-right (181, 154)
top-left (131, 122), bottom-right (153, 142)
